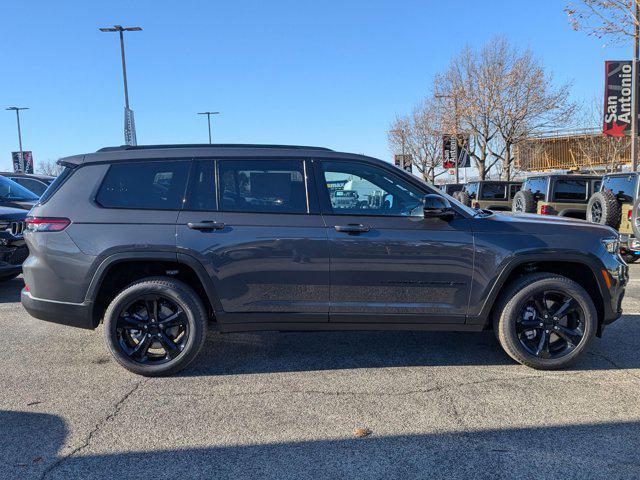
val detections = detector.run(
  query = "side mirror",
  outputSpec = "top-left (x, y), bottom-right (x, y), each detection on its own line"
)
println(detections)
top-left (423, 194), bottom-right (455, 219)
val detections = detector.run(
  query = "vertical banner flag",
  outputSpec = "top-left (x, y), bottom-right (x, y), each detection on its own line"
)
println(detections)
top-left (442, 135), bottom-right (470, 168)
top-left (603, 60), bottom-right (635, 137)
top-left (394, 154), bottom-right (413, 173)
top-left (124, 107), bottom-right (137, 146)
top-left (12, 151), bottom-right (34, 174)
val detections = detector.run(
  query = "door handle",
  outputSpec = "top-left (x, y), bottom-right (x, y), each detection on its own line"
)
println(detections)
top-left (334, 224), bottom-right (371, 234)
top-left (187, 221), bottom-right (226, 231)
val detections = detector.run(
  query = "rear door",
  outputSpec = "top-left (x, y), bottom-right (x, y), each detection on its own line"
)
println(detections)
top-left (316, 159), bottom-right (474, 324)
top-left (176, 158), bottom-right (330, 323)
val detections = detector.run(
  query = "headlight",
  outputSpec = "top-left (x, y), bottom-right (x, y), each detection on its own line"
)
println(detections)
top-left (602, 237), bottom-right (620, 254)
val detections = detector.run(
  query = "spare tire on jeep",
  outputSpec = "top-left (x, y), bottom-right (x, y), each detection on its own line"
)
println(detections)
top-left (512, 190), bottom-right (537, 213)
top-left (587, 190), bottom-right (621, 228)
top-left (457, 191), bottom-right (471, 206)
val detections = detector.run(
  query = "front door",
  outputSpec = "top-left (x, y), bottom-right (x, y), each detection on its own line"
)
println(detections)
top-left (316, 160), bottom-right (474, 324)
top-left (176, 158), bottom-right (330, 323)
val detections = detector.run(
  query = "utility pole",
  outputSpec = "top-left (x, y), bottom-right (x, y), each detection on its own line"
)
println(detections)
top-left (6, 106), bottom-right (28, 158)
top-left (198, 111), bottom-right (220, 144)
top-left (99, 25), bottom-right (142, 145)
top-left (633, 0), bottom-right (640, 172)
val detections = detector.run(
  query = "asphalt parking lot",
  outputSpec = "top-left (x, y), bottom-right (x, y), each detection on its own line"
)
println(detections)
top-left (1, 268), bottom-right (640, 480)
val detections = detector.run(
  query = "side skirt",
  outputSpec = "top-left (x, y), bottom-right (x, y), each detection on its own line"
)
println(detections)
top-left (216, 322), bottom-right (485, 333)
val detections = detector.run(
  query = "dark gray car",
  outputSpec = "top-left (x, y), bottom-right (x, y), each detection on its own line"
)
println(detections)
top-left (20, 144), bottom-right (628, 376)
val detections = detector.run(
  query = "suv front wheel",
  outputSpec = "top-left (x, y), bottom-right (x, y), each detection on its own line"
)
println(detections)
top-left (103, 277), bottom-right (208, 376)
top-left (494, 273), bottom-right (596, 369)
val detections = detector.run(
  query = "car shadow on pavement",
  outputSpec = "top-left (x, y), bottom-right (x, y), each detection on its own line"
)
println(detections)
top-left (0, 276), bottom-right (23, 303)
top-left (181, 314), bottom-right (640, 377)
top-left (3, 409), bottom-right (640, 480)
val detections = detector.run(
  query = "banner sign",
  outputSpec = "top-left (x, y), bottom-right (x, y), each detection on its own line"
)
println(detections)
top-left (12, 151), bottom-right (34, 174)
top-left (124, 107), bottom-right (137, 146)
top-left (603, 60), bottom-right (635, 137)
top-left (442, 135), bottom-right (470, 168)
top-left (393, 154), bottom-right (412, 173)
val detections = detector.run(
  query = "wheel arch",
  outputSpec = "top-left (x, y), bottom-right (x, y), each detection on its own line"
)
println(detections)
top-left (86, 251), bottom-right (222, 327)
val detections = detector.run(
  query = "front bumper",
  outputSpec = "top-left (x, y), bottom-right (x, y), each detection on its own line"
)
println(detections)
top-left (0, 238), bottom-right (28, 277)
top-left (600, 254), bottom-right (628, 327)
top-left (21, 289), bottom-right (96, 330)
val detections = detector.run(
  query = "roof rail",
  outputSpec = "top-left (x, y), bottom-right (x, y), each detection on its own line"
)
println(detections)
top-left (96, 144), bottom-right (333, 152)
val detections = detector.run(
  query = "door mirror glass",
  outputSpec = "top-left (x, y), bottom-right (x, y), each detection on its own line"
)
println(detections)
top-left (423, 194), bottom-right (454, 219)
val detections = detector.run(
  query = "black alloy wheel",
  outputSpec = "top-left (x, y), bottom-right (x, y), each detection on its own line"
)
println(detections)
top-left (116, 295), bottom-right (189, 365)
top-left (516, 290), bottom-right (585, 359)
top-left (514, 196), bottom-right (524, 212)
top-left (590, 201), bottom-right (603, 224)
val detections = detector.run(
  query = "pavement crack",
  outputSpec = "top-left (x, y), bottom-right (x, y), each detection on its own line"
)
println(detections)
top-left (587, 351), bottom-right (640, 382)
top-left (40, 380), bottom-right (144, 480)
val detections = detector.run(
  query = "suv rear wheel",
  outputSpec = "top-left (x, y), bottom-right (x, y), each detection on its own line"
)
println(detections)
top-left (494, 273), bottom-right (596, 369)
top-left (103, 277), bottom-right (208, 376)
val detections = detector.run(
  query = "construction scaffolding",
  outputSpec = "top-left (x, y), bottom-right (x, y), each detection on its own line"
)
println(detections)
top-left (515, 129), bottom-right (630, 172)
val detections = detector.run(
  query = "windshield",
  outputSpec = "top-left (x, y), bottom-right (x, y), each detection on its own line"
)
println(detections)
top-left (0, 175), bottom-right (39, 201)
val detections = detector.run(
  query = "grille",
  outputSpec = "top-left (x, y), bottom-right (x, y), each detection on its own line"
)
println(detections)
top-left (8, 221), bottom-right (26, 236)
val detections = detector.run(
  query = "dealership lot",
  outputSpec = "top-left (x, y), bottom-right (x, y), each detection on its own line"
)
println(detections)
top-left (1, 270), bottom-right (639, 480)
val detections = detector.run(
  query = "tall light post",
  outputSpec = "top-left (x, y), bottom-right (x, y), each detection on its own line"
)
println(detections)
top-left (632, 0), bottom-right (640, 172)
top-left (5, 106), bottom-right (28, 158)
top-left (198, 111), bottom-right (220, 144)
top-left (99, 25), bottom-right (142, 146)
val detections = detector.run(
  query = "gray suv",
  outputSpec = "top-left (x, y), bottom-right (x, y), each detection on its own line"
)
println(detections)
top-left (21, 145), bottom-right (628, 376)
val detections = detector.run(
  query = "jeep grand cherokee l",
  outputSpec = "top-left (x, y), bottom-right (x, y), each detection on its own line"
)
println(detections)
top-left (21, 144), bottom-right (628, 376)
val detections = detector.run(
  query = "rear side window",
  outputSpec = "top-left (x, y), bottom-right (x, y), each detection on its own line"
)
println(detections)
top-left (39, 166), bottom-right (74, 204)
top-left (96, 161), bottom-right (189, 210)
top-left (480, 184), bottom-right (506, 200)
top-left (218, 159), bottom-right (308, 214)
top-left (522, 177), bottom-right (548, 200)
top-left (553, 179), bottom-right (587, 201)
top-left (185, 160), bottom-right (217, 211)
top-left (602, 174), bottom-right (637, 204)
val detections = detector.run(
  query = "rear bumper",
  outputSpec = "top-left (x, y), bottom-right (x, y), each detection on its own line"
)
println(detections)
top-left (21, 289), bottom-right (96, 330)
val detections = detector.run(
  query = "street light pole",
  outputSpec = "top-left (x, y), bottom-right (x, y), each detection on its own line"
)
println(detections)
top-left (99, 25), bottom-right (142, 145)
top-left (198, 112), bottom-right (220, 144)
top-left (632, 0), bottom-right (639, 172)
top-left (6, 107), bottom-right (28, 157)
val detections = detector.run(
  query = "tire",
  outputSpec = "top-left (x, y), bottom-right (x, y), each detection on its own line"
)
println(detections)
top-left (493, 272), bottom-right (597, 370)
top-left (103, 277), bottom-right (208, 376)
top-left (458, 191), bottom-right (470, 206)
top-left (512, 190), bottom-right (536, 213)
top-left (587, 190), bottom-right (621, 228)
top-left (632, 198), bottom-right (640, 240)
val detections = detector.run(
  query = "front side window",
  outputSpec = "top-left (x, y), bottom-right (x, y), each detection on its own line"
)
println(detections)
top-left (480, 183), bottom-right (507, 200)
top-left (321, 161), bottom-right (425, 216)
top-left (96, 160), bottom-right (189, 210)
top-left (522, 177), bottom-right (548, 200)
top-left (553, 179), bottom-right (588, 201)
top-left (509, 183), bottom-right (521, 199)
top-left (218, 159), bottom-right (307, 214)
top-left (602, 174), bottom-right (637, 204)
top-left (0, 176), bottom-right (39, 202)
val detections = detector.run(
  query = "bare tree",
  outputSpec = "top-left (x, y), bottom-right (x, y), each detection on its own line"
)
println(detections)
top-left (388, 98), bottom-right (445, 183)
top-left (37, 159), bottom-right (63, 176)
top-left (565, 0), bottom-right (639, 41)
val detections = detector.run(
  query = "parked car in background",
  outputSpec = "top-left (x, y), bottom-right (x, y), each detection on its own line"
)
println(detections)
top-left (0, 175), bottom-right (39, 210)
top-left (587, 172), bottom-right (640, 263)
top-left (513, 173), bottom-right (601, 219)
top-left (457, 180), bottom-right (521, 211)
top-left (20, 144), bottom-right (627, 376)
top-left (439, 183), bottom-right (464, 196)
top-left (0, 172), bottom-right (54, 197)
top-left (0, 207), bottom-right (28, 282)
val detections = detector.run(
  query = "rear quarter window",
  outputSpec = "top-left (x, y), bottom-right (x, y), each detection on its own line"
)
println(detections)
top-left (480, 184), bottom-right (507, 200)
top-left (96, 160), bottom-right (190, 210)
top-left (522, 177), bottom-right (548, 200)
top-left (601, 174), bottom-right (637, 204)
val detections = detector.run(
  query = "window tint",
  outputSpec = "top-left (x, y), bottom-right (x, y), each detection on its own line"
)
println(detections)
top-left (96, 161), bottom-right (189, 210)
top-left (0, 176), bottom-right (39, 201)
top-left (186, 160), bottom-right (217, 211)
top-left (509, 183), bottom-right (521, 199)
top-left (602, 174), bottom-right (637, 204)
top-left (553, 179), bottom-right (587, 201)
top-left (480, 183), bottom-right (507, 200)
top-left (218, 160), bottom-right (307, 214)
top-left (321, 161), bottom-right (425, 216)
top-left (522, 177), bottom-right (548, 200)
top-left (463, 183), bottom-right (478, 199)
top-left (12, 177), bottom-right (48, 196)
top-left (593, 180), bottom-right (602, 192)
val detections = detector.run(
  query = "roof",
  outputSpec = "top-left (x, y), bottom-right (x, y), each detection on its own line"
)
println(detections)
top-left (523, 173), bottom-right (601, 179)
top-left (0, 172), bottom-right (55, 180)
top-left (58, 143), bottom-right (381, 167)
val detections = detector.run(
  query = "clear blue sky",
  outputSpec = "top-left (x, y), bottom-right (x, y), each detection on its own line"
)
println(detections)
top-left (0, 0), bottom-right (631, 171)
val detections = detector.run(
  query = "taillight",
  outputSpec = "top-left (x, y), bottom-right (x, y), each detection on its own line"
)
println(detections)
top-left (540, 205), bottom-right (554, 215)
top-left (473, 202), bottom-right (480, 209)
top-left (628, 209), bottom-right (633, 221)
top-left (25, 217), bottom-right (71, 232)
